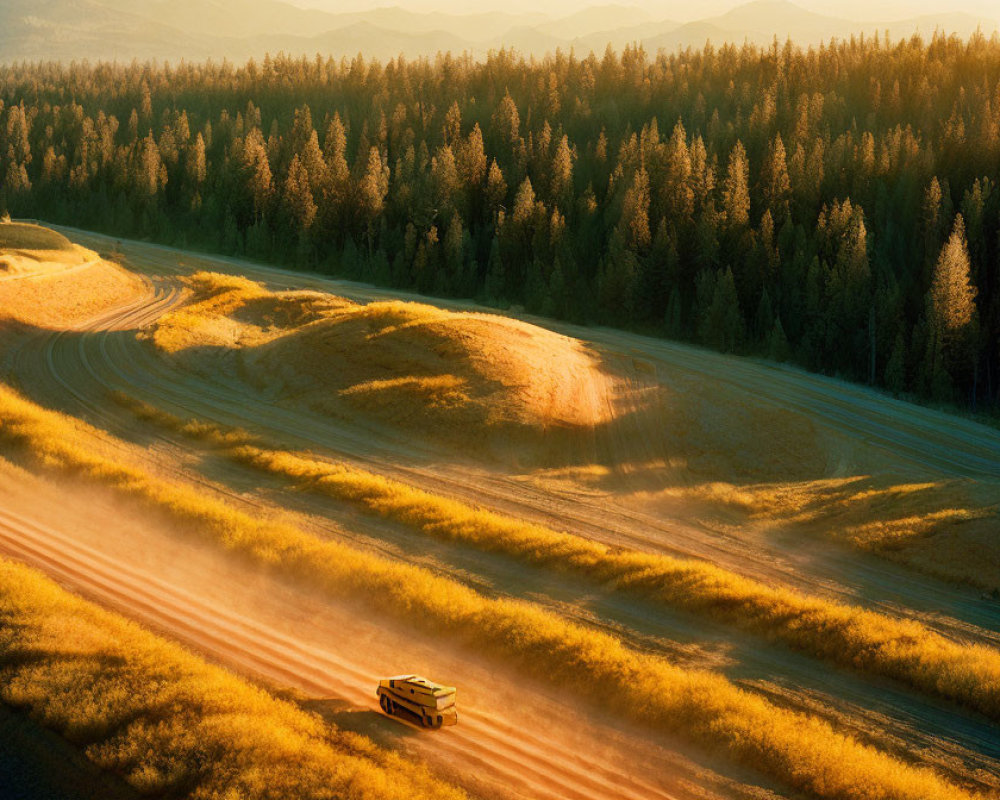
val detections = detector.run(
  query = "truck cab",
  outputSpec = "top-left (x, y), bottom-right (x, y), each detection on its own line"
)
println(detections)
top-left (377, 675), bottom-right (458, 728)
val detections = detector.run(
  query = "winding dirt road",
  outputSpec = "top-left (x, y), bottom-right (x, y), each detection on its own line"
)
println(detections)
top-left (23, 226), bottom-right (1000, 627)
top-left (2, 224), bottom-right (1000, 799)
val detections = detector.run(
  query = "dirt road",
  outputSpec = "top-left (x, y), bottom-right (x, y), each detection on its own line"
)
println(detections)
top-left (2, 224), bottom-right (999, 798)
top-left (24, 226), bottom-right (1000, 627)
top-left (0, 469), bottom-right (735, 800)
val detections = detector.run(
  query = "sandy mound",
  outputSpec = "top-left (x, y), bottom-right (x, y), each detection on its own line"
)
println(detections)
top-left (0, 221), bottom-right (89, 277)
top-left (151, 273), bottom-right (614, 455)
top-left (0, 223), bottom-right (144, 328)
top-left (0, 222), bottom-right (75, 252)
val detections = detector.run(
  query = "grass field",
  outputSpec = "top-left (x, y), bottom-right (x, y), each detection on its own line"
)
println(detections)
top-left (0, 221), bottom-right (75, 252)
top-left (114, 394), bottom-right (1000, 723)
top-left (0, 382), bottom-right (988, 800)
top-left (149, 272), bottom-right (612, 456)
top-left (0, 221), bottom-right (139, 326)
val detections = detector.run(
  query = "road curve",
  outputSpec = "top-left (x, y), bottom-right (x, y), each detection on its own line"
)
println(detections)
top-left (22, 226), bottom-right (1000, 634)
top-left (2, 224), bottom-right (1000, 798)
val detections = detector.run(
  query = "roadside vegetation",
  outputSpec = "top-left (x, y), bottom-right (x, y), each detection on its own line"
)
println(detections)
top-left (0, 220), bottom-right (98, 279)
top-left (0, 222), bottom-right (140, 326)
top-left (0, 556), bottom-right (466, 800)
top-left (0, 383), bottom-right (988, 800)
top-left (670, 476), bottom-right (999, 587)
top-left (114, 394), bottom-right (1000, 724)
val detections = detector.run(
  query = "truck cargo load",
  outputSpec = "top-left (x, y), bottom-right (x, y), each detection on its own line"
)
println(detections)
top-left (377, 675), bottom-right (458, 728)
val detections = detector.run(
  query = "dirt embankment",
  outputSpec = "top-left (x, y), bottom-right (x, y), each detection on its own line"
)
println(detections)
top-left (148, 272), bottom-right (617, 460)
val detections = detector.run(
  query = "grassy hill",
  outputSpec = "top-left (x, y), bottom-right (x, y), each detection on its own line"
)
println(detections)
top-left (149, 273), bottom-right (612, 458)
top-left (0, 223), bottom-right (74, 253)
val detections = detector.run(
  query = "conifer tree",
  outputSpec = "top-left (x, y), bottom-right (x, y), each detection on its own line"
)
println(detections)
top-left (723, 141), bottom-right (751, 229)
top-left (241, 128), bottom-right (272, 222)
top-left (358, 146), bottom-right (389, 253)
top-left (511, 177), bottom-right (536, 225)
top-left (619, 166), bottom-right (651, 251)
top-left (930, 216), bottom-right (977, 337)
top-left (768, 316), bottom-right (791, 361)
top-left (283, 154), bottom-right (317, 235)
top-left (485, 159), bottom-right (507, 222)
top-left (324, 113), bottom-right (350, 196)
top-left (185, 132), bottom-right (207, 209)
top-left (458, 124), bottom-right (487, 188)
top-left (927, 214), bottom-right (979, 396)
top-left (762, 134), bottom-right (791, 221)
top-left (699, 266), bottom-right (744, 352)
top-left (431, 145), bottom-right (460, 215)
top-left (136, 132), bottom-right (164, 199)
top-left (493, 91), bottom-right (520, 148)
top-left (550, 135), bottom-right (573, 205)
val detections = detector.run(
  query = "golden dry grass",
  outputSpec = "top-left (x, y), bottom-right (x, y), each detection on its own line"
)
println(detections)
top-left (0, 222), bottom-right (93, 278)
top-left (111, 396), bottom-right (1000, 724)
top-left (222, 433), bottom-right (1000, 723)
top-left (109, 395), bottom-right (1000, 719)
top-left (148, 272), bottom-right (613, 451)
top-left (0, 385), bottom-right (988, 800)
top-left (0, 556), bottom-right (466, 800)
top-left (0, 223), bottom-right (142, 328)
top-left (0, 221), bottom-right (75, 252)
top-left (648, 477), bottom-right (999, 587)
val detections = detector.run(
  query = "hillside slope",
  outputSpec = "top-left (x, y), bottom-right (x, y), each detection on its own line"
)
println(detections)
top-left (148, 272), bottom-right (614, 459)
top-left (1, 0), bottom-right (996, 63)
top-left (0, 222), bottom-right (144, 329)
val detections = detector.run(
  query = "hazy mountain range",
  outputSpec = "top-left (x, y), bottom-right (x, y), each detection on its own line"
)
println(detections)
top-left (1, 0), bottom-right (997, 64)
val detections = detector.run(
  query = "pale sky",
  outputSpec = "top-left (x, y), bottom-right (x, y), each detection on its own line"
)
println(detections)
top-left (290, 0), bottom-right (1000, 24)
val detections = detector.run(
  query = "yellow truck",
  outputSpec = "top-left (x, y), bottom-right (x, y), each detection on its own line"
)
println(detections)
top-left (377, 675), bottom-right (458, 728)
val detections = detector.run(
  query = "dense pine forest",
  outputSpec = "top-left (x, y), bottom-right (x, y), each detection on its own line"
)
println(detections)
top-left (1, 35), bottom-right (998, 411)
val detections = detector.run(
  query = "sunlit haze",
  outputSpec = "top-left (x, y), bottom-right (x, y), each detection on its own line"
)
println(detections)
top-left (2, 2), bottom-right (1000, 800)
top-left (292, 0), bottom-right (1000, 24)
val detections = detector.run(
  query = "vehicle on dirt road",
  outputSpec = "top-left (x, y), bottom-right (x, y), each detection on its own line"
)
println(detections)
top-left (378, 675), bottom-right (458, 728)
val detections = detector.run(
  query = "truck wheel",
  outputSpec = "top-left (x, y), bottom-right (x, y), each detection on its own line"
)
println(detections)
top-left (379, 695), bottom-right (388, 712)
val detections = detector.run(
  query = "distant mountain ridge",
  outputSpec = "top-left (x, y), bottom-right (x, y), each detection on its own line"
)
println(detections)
top-left (0, 0), bottom-right (996, 64)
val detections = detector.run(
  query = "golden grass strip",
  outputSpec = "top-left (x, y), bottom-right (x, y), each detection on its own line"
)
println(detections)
top-left (0, 557), bottom-right (465, 800)
top-left (0, 385), bottom-right (984, 800)
top-left (115, 394), bottom-right (1000, 724)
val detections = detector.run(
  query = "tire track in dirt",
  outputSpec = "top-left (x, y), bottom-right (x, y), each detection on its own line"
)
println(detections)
top-left (6, 224), bottom-right (999, 795)
top-left (33, 232), bottom-right (1000, 645)
top-left (0, 505), bottom-right (693, 800)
